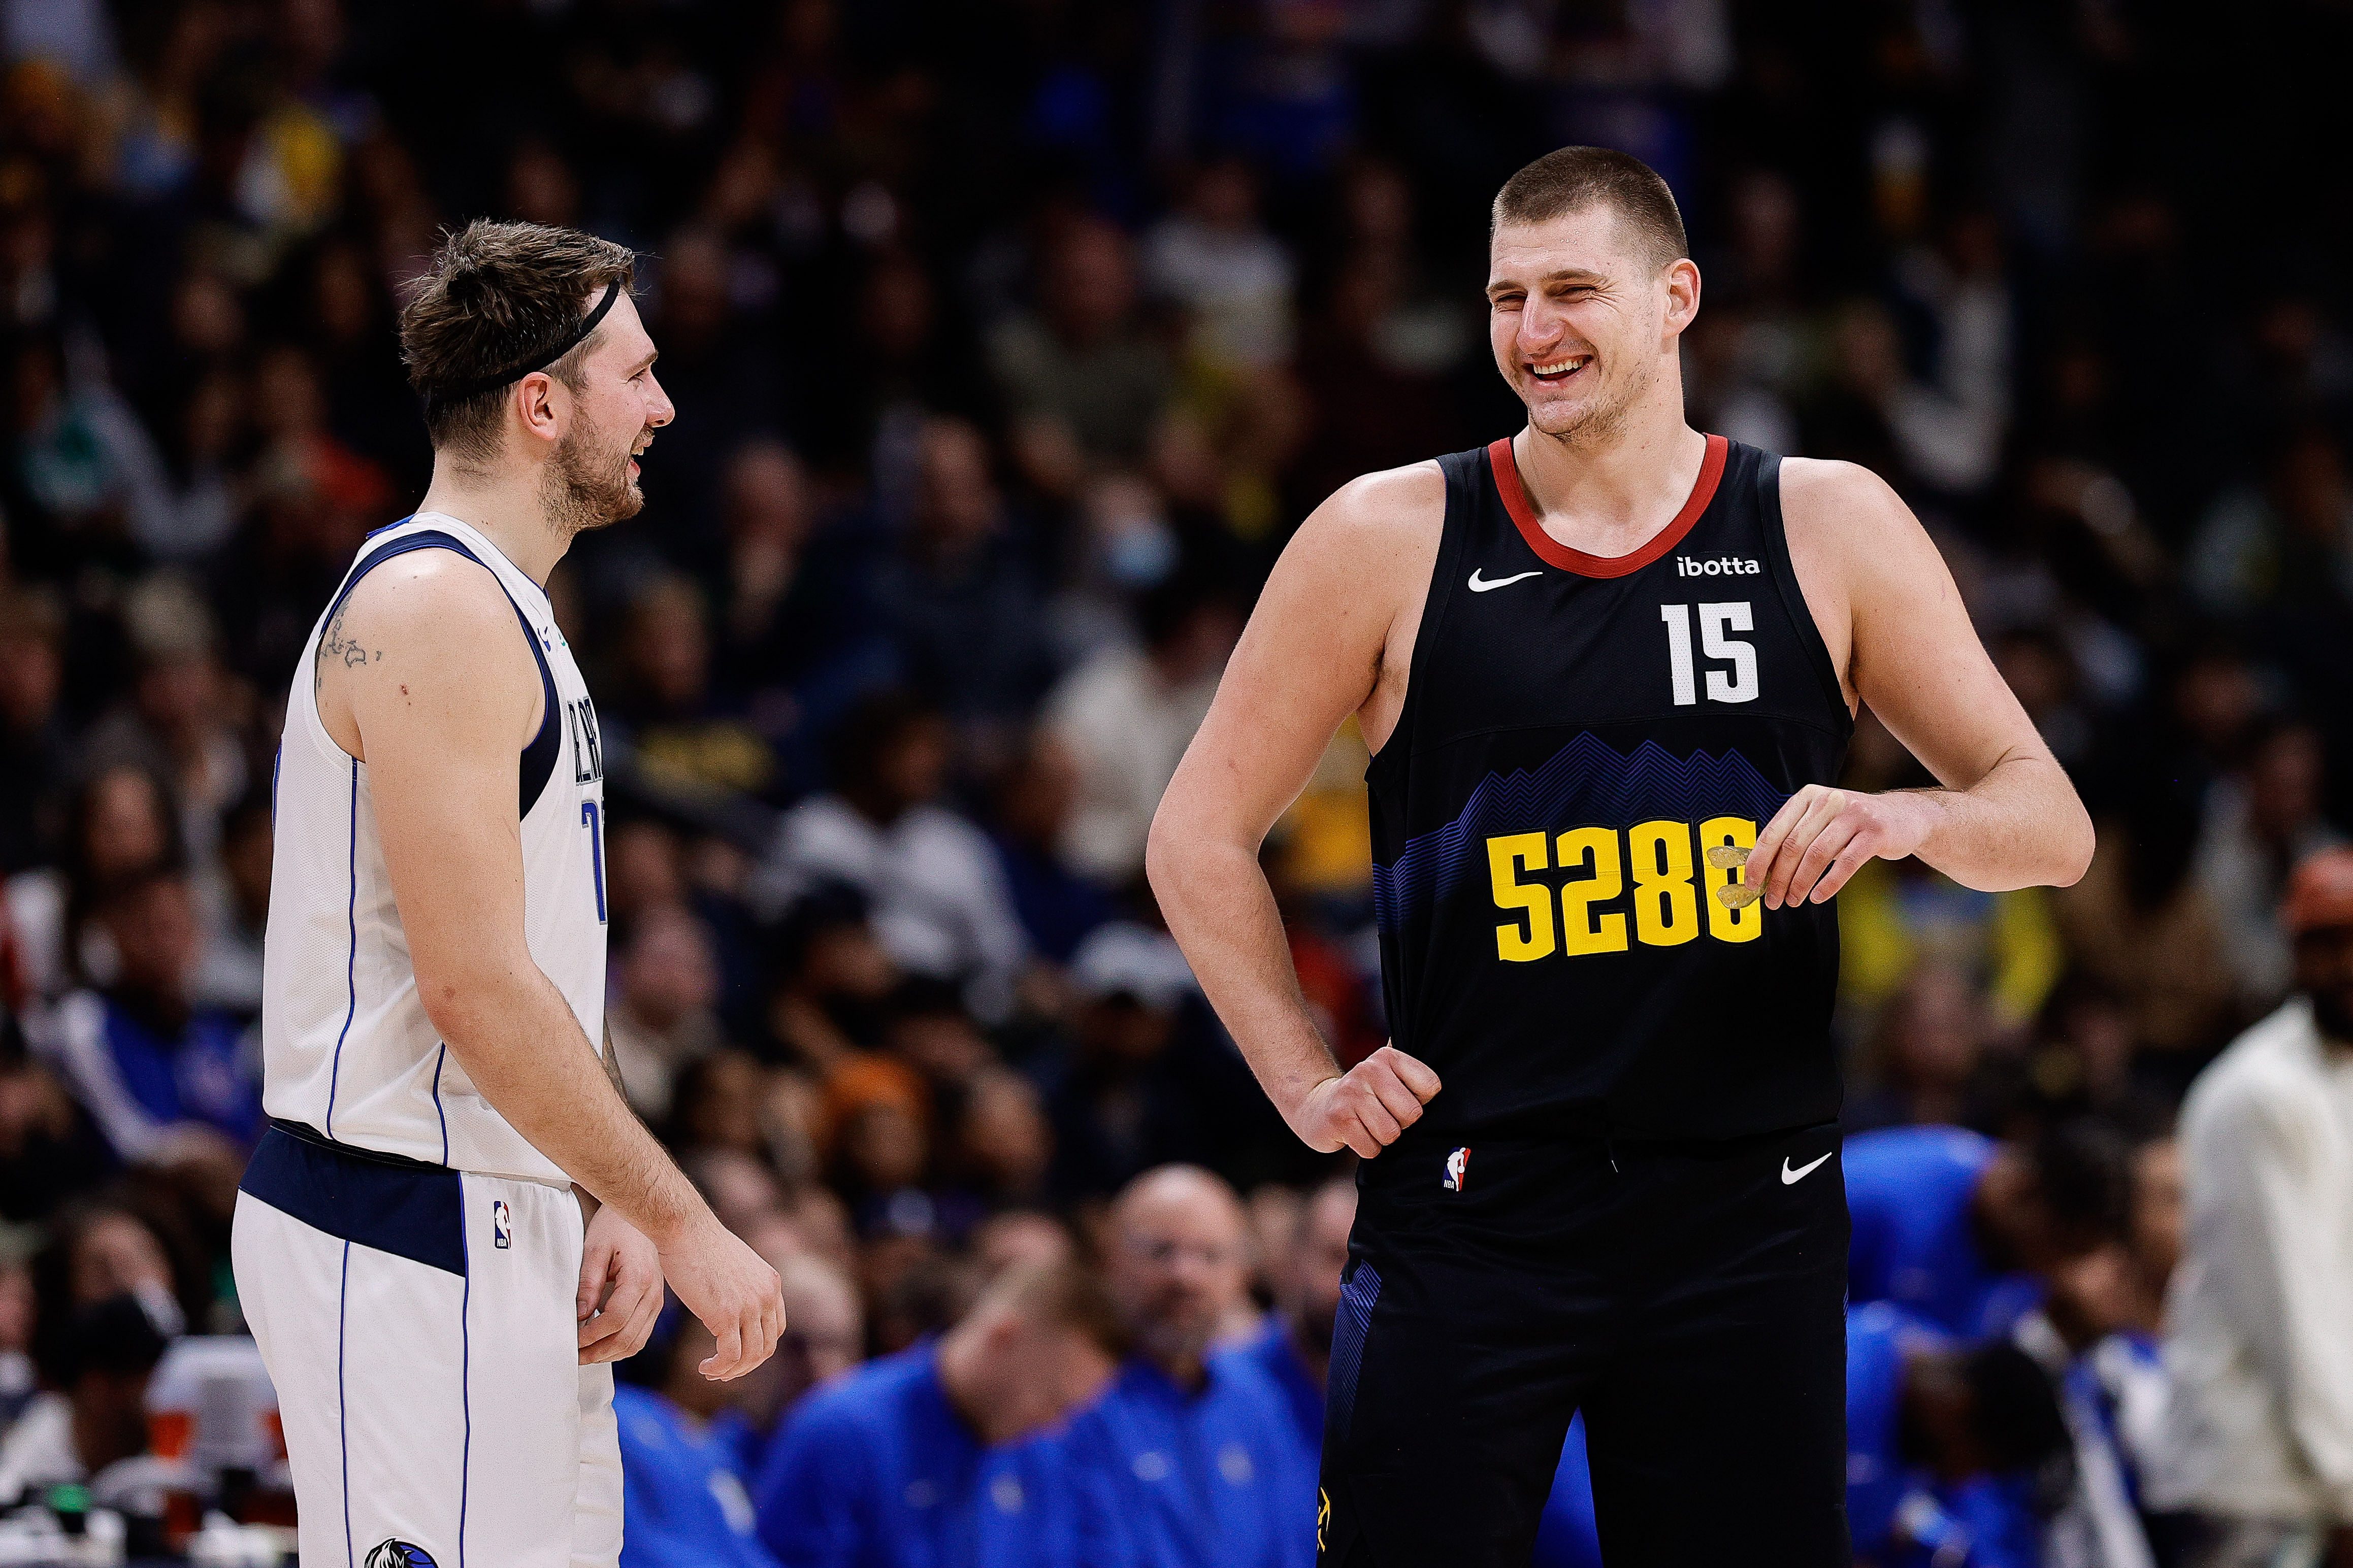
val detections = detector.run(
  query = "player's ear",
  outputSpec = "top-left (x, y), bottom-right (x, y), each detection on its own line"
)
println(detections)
top-left (514, 370), bottom-right (565, 448)
top-left (1663, 258), bottom-right (1701, 338)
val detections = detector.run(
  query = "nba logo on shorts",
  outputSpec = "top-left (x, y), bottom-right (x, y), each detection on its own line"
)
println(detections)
top-left (492, 1199), bottom-right (511, 1250)
top-left (1443, 1147), bottom-right (1470, 1192)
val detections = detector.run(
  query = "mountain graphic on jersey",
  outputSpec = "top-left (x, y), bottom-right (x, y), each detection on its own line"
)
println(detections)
top-left (1371, 732), bottom-right (1787, 931)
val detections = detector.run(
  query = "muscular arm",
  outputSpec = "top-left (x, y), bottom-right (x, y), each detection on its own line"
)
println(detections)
top-left (323, 554), bottom-right (779, 1376)
top-left (1747, 461), bottom-right (2096, 906)
top-left (1147, 466), bottom-right (1444, 1156)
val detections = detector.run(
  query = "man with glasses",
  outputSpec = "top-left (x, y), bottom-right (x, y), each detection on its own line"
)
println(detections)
top-left (1061, 1165), bottom-right (1314, 1568)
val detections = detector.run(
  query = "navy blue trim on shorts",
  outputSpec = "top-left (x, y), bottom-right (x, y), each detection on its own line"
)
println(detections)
top-left (240, 1121), bottom-right (468, 1277)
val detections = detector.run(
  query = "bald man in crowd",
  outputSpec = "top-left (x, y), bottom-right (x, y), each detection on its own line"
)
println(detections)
top-left (1061, 1165), bottom-right (1317, 1568)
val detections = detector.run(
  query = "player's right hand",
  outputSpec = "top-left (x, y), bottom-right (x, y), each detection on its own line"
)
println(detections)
top-left (658, 1215), bottom-right (786, 1381)
top-left (1289, 1045), bottom-right (1441, 1157)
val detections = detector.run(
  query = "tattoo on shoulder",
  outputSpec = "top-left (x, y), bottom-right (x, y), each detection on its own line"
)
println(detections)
top-left (313, 603), bottom-right (384, 696)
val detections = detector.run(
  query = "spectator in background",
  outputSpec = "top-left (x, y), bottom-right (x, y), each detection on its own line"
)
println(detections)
top-left (757, 692), bottom-right (1030, 1024)
top-left (1045, 571), bottom-right (1241, 886)
top-left (1843, 961), bottom-right (1998, 1135)
top-left (0, 1294), bottom-right (170, 1508)
top-left (0, 587), bottom-right (70, 878)
top-left (2193, 717), bottom-right (2344, 1010)
top-left (1845, 1123), bottom-right (2129, 1342)
top-left (1041, 925), bottom-right (1211, 1202)
top-left (1068, 1165), bottom-right (1314, 1568)
top-left (38, 862), bottom-right (258, 1163)
top-left (1145, 158), bottom-right (1296, 371)
top-left (990, 731), bottom-right (1118, 966)
top-left (720, 1252), bottom-right (866, 1485)
top-left (750, 1258), bottom-right (1127, 1567)
top-left (12, 761), bottom-right (183, 1004)
top-left (2188, 426), bottom-right (2353, 621)
top-left (617, 1303), bottom-right (782, 1568)
top-left (609, 904), bottom-right (728, 1122)
top-left (1233, 1176), bottom-right (1354, 1467)
top-left (879, 417), bottom-right (1054, 770)
top-left (609, 573), bottom-right (781, 803)
top-left (990, 215), bottom-right (1173, 498)
top-left (1844, 1302), bottom-right (2075, 1568)
top-left (2151, 849), bottom-right (2353, 1568)
top-left (190, 785), bottom-right (270, 1017)
top-left (765, 883), bottom-right (901, 1075)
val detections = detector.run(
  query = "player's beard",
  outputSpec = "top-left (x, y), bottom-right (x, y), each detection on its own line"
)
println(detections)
top-left (541, 418), bottom-right (645, 539)
top-left (1530, 349), bottom-right (1650, 449)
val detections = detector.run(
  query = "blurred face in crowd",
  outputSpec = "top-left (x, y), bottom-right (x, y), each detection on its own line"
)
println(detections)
top-left (0, 1261), bottom-right (30, 1353)
top-left (959, 1070), bottom-right (1052, 1197)
top-left (2295, 922), bottom-right (2353, 1042)
top-left (107, 876), bottom-right (200, 1006)
top-left (1109, 1167), bottom-right (1249, 1382)
top-left (626, 579), bottom-right (711, 710)
top-left (840, 1101), bottom-right (928, 1192)
top-left (724, 440), bottom-right (813, 551)
top-left (81, 767), bottom-right (171, 880)
top-left (1487, 203), bottom-right (1694, 445)
top-left (685, 1148), bottom-right (783, 1236)
top-left (71, 1212), bottom-right (174, 1313)
top-left (913, 419), bottom-right (998, 551)
top-left (1046, 219), bottom-right (1138, 346)
top-left (1280, 1182), bottom-right (1357, 1361)
top-left (2130, 1138), bottom-right (2183, 1293)
top-left (542, 291), bottom-right (673, 537)
top-left (1971, 1146), bottom-right (2060, 1274)
top-left (875, 715), bottom-right (950, 813)
top-left (672, 1051), bottom-right (769, 1156)
top-left (949, 1295), bottom-right (1118, 1446)
top-left (619, 905), bottom-right (718, 1031)
top-left (974, 1212), bottom-right (1073, 1280)
top-left (0, 618), bottom-right (60, 732)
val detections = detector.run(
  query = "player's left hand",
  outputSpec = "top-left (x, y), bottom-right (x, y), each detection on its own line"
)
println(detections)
top-left (578, 1204), bottom-right (664, 1365)
top-left (1747, 785), bottom-right (1938, 909)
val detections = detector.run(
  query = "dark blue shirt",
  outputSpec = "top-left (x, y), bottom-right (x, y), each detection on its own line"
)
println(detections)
top-left (1845, 1304), bottom-right (2041, 1568)
top-left (1231, 1316), bottom-right (1323, 1472)
top-left (94, 993), bottom-right (260, 1150)
top-left (1845, 1126), bottom-right (2040, 1339)
top-left (1062, 1353), bottom-right (1317, 1568)
top-left (749, 1344), bottom-right (1082, 1568)
top-left (616, 1385), bottom-right (779, 1568)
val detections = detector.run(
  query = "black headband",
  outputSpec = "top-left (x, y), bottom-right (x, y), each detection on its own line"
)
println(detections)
top-left (428, 279), bottom-right (623, 407)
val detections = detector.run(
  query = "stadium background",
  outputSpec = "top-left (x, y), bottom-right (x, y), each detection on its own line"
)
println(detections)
top-left (2, 0), bottom-right (2351, 1562)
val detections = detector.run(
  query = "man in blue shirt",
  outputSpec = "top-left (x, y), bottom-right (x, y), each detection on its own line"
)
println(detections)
top-left (1849, 1123), bottom-right (2127, 1339)
top-left (750, 1257), bottom-right (1126, 1568)
top-left (41, 865), bottom-right (259, 1162)
top-left (618, 1306), bottom-right (782, 1568)
top-left (1845, 1302), bottom-right (2073, 1568)
top-left (1065, 1165), bottom-right (1316, 1568)
top-left (1231, 1176), bottom-right (1354, 1470)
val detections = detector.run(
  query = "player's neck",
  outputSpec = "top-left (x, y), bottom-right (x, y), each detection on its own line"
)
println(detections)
top-left (1511, 395), bottom-right (1707, 559)
top-left (417, 456), bottom-right (570, 588)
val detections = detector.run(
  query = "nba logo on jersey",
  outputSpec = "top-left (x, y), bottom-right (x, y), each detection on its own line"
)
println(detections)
top-left (1443, 1147), bottom-right (1470, 1192)
top-left (492, 1199), bottom-right (511, 1250)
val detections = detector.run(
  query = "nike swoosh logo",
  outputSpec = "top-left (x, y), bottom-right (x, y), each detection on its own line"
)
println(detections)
top-left (1467, 568), bottom-right (1543, 592)
top-left (1781, 1151), bottom-right (1834, 1185)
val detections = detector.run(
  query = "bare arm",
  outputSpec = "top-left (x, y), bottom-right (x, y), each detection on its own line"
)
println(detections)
top-left (325, 554), bottom-right (780, 1377)
top-left (1147, 466), bottom-right (1444, 1156)
top-left (1746, 460), bottom-right (2096, 907)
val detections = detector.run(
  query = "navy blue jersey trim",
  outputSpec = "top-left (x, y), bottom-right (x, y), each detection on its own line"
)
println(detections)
top-left (326, 756), bottom-right (358, 1135)
top-left (338, 1239), bottom-right (354, 1568)
top-left (239, 1122), bottom-right (468, 1276)
top-left (322, 527), bottom-right (561, 819)
top-left (456, 1175), bottom-right (473, 1568)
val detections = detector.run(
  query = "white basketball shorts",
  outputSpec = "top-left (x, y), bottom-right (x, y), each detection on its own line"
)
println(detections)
top-left (232, 1121), bottom-right (622, 1568)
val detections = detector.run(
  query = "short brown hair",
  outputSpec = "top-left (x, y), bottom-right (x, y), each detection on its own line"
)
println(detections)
top-left (989, 1258), bottom-right (1132, 1361)
top-left (1492, 146), bottom-right (1688, 272)
top-left (399, 219), bottom-right (636, 459)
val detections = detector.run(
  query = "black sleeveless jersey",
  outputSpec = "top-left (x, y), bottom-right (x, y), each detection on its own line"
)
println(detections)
top-left (1366, 434), bottom-right (1852, 1143)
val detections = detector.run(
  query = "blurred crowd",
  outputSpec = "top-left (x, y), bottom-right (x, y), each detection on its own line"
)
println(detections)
top-left (2, 0), bottom-right (2351, 1564)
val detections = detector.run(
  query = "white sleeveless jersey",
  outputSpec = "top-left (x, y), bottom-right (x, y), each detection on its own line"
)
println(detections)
top-left (261, 513), bottom-right (608, 1185)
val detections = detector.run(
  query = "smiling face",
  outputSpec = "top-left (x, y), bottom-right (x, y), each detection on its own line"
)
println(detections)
top-left (1486, 204), bottom-right (1697, 445)
top-left (541, 290), bottom-right (674, 536)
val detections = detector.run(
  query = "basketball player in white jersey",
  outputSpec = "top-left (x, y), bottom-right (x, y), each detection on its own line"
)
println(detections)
top-left (231, 220), bottom-right (784, 1568)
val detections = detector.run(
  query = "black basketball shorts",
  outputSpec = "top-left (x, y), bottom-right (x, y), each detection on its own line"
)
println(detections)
top-left (1317, 1120), bottom-right (1850, 1568)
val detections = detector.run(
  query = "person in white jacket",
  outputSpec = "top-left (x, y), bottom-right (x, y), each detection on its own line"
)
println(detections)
top-left (2153, 847), bottom-right (2353, 1568)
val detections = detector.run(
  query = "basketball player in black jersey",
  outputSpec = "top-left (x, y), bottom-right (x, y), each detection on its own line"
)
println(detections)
top-left (1148, 147), bottom-right (2094, 1565)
